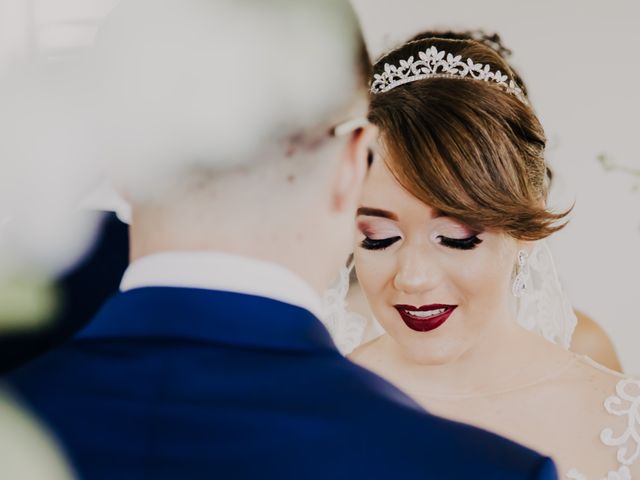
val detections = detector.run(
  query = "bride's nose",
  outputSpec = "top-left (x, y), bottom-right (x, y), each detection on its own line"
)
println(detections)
top-left (393, 247), bottom-right (440, 295)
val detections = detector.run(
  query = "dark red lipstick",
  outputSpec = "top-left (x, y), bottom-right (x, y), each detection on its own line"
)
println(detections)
top-left (394, 304), bottom-right (457, 332)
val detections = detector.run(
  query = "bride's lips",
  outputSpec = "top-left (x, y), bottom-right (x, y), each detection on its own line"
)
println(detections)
top-left (394, 304), bottom-right (457, 332)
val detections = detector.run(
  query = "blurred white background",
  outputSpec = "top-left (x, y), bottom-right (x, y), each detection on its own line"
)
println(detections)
top-left (1, 0), bottom-right (638, 372)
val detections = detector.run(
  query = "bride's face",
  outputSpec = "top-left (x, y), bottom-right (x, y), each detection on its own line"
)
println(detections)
top-left (354, 159), bottom-right (519, 365)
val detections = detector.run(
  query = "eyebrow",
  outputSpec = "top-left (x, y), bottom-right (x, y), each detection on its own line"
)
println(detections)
top-left (356, 207), bottom-right (398, 221)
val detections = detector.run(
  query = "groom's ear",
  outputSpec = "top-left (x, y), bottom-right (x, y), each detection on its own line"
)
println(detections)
top-left (332, 124), bottom-right (378, 212)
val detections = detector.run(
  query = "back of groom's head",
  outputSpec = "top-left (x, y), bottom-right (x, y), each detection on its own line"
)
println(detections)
top-left (95, 0), bottom-right (370, 172)
top-left (97, 0), bottom-right (376, 290)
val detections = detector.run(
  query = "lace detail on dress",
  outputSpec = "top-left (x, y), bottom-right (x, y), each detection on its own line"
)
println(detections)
top-left (602, 379), bottom-right (640, 466)
top-left (566, 377), bottom-right (640, 479)
top-left (567, 466), bottom-right (631, 480)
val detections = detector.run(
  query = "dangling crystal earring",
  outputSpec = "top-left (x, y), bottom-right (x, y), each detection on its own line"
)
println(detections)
top-left (512, 249), bottom-right (530, 298)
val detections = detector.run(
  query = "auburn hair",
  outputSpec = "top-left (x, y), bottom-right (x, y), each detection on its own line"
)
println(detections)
top-left (368, 37), bottom-right (570, 241)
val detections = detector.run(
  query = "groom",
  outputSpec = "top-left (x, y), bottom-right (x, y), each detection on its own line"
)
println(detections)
top-left (7, 1), bottom-right (557, 478)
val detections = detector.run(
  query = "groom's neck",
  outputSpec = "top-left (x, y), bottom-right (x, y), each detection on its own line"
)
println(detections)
top-left (128, 208), bottom-right (331, 294)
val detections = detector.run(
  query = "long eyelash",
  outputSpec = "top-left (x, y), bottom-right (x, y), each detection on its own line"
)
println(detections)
top-left (437, 235), bottom-right (483, 250)
top-left (360, 236), bottom-right (401, 251)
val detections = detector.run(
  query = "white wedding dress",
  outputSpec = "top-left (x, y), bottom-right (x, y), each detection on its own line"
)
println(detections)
top-left (320, 242), bottom-right (640, 479)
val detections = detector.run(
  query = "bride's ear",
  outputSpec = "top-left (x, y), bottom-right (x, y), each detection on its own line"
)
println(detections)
top-left (332, 123), bottom-right (378, 212)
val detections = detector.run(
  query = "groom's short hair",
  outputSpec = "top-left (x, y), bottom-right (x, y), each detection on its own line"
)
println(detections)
top-left (94, 0), bottom-right (371, 201)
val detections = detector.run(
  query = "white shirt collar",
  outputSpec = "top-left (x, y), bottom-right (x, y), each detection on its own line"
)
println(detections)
top-left (120, 251), bottom-right (323, 319)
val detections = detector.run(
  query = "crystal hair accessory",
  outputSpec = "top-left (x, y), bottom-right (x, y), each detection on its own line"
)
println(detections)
top-left (370, 46), bottom-right (526, 103)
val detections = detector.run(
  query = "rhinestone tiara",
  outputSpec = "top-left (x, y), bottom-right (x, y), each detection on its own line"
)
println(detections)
top-left (370, 46), bottom-right (526, 103)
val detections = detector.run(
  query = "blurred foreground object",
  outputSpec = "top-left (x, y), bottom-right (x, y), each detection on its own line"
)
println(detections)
top-left (0, 57), bottom-right (104, 333)
top-left (0, 213), bottom-right (128, 373)
top-left (0, 211), bottom-right (102, 332)
top-left (0, 388), bottom-right (74, 479)
top-left (0, 270), bottom-right (58, 332)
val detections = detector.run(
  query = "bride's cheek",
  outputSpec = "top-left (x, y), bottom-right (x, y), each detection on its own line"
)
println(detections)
top-left (453, 248), bottom-right (512, 311)
top-left (355, 254), bottom-right (394, 296)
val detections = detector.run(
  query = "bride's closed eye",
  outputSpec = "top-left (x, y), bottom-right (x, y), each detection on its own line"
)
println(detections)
top-left (436, 234), bottom-right (483, 251)
top-left (357, 218), bottom-right (402, 251)
top-left (430, 217), bottom-right (483, 251)
top-left (360, 236), bottom-right (402, 251)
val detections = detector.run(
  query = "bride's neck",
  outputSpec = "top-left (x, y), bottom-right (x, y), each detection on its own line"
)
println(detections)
top-left (376, 314), bottom-right (568, 397)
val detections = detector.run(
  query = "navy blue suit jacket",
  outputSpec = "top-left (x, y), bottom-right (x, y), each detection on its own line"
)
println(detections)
top-left (7, 288), bottom-right (557, 479)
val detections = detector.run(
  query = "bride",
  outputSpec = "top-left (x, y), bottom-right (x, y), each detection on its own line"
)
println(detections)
top-left (323, 35), bottom-right (639, 479)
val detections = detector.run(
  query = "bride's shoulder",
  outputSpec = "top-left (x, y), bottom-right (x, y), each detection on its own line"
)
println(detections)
top-left (557, 354), bottom-right (635, 421)
top-left (569, 354), bottom-right (630, 396)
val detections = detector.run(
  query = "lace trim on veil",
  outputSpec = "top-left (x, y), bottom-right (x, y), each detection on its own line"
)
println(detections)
top-left (515, 242), bottom-right (577, 349)
top-left (320, 264), bottom-right (369, 355)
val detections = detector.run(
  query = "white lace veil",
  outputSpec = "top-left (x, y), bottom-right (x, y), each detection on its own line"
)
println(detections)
top-left (320, 260), bottom-right (372, 355)
top-left (515, 241), bottom-right (577, 349)
top-left (320, 241), bottom-right (577, 355)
